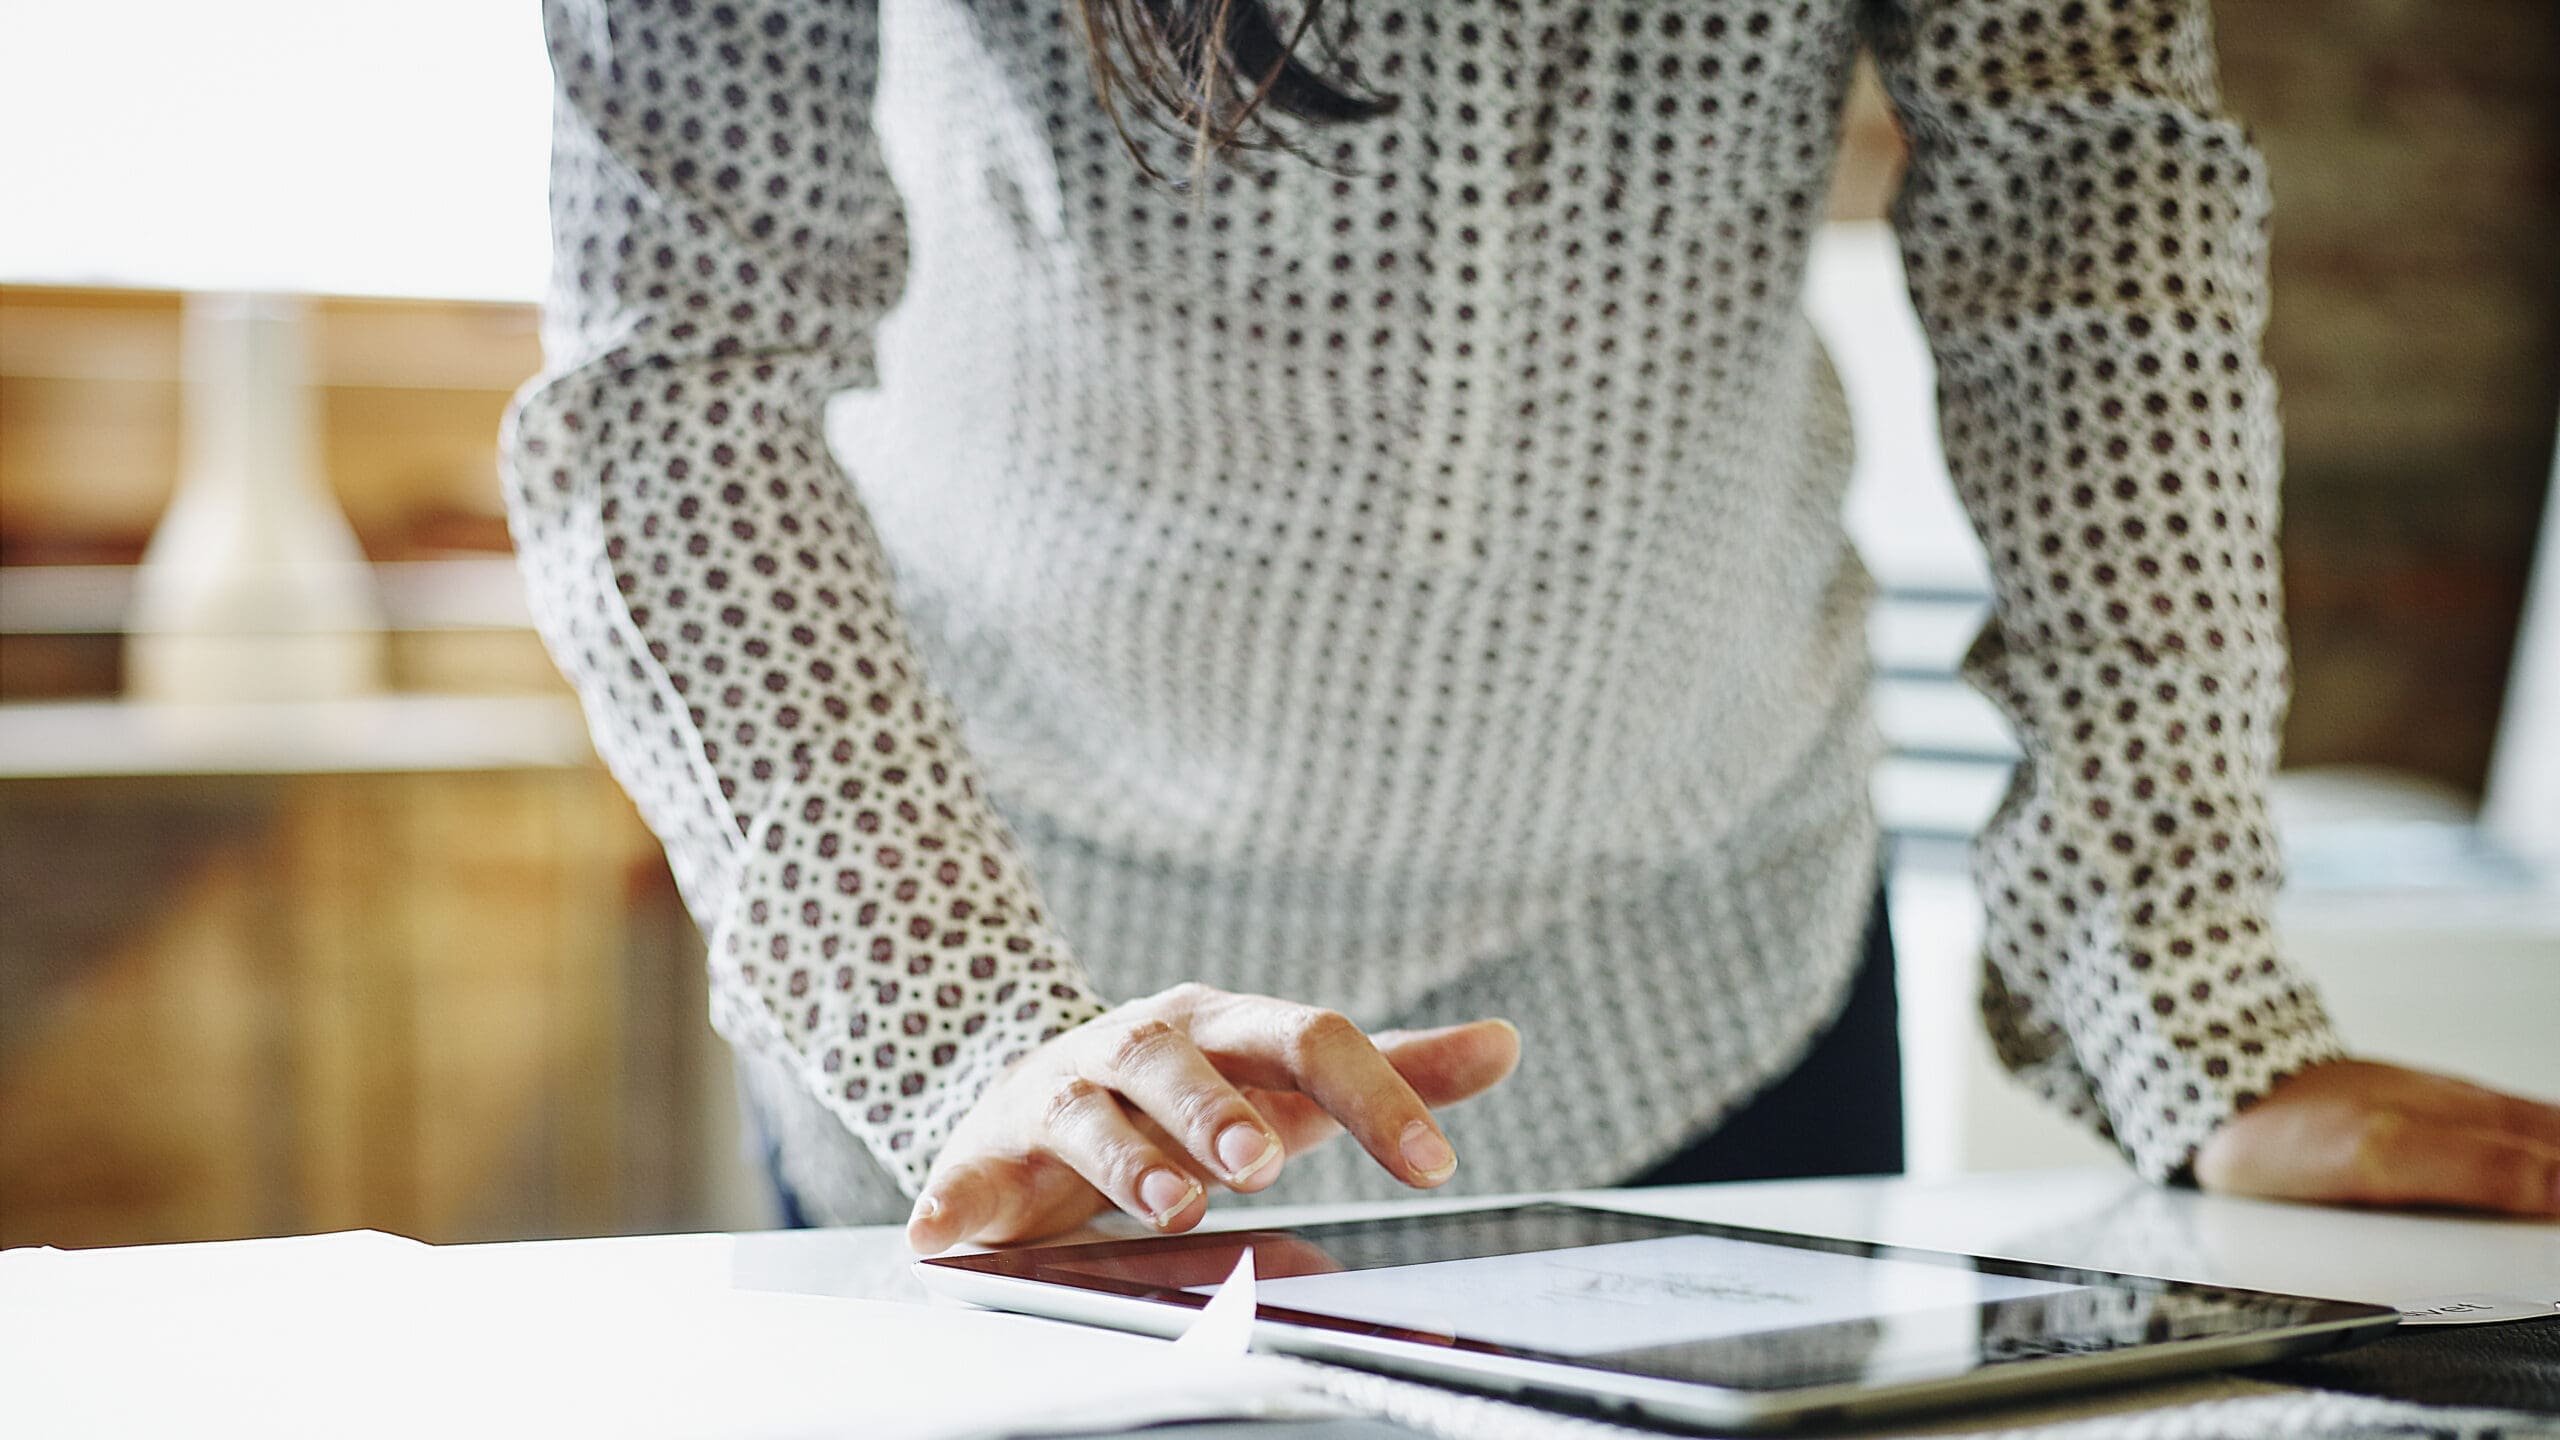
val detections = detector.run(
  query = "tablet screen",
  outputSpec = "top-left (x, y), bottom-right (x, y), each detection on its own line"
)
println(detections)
top-left (934, 1202), bottom-right (2378, 1393)
top-left (1207, 1233), bottom-right (2082, 1357)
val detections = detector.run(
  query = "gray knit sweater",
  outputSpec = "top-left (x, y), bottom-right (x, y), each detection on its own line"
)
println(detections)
top-left (504, 0), bottom-right (2343, 1223)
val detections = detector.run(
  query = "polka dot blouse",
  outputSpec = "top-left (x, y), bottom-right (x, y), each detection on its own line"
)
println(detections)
top-left (504, 0), bottom-right (2344, 1221)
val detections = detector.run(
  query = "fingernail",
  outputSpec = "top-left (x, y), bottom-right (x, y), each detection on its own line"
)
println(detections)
top-left (906, 1194), bottom-right (945, 1246)
top-left (1218, 1123), bottom-right (1277, 1182)
top-left (1401, 1121), bottom-right (1457, 1182)
top-left (1139, 1168), bottom-right (1199, 1227)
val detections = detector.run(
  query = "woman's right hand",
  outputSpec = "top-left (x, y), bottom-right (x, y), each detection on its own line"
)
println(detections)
top-left (904, 983), bottom-right (1522, 1252)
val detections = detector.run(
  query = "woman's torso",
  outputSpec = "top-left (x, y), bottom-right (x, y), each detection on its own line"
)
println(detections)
top-left (754, 0), bottom-right (1895, 1220)
top-left (834, 0), bottom-right (1878, 886)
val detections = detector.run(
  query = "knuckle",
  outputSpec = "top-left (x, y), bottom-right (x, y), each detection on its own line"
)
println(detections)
top-left (2532, 1158), bottom-right (2560, 1213)
top-left (1041, 1075), bottom-right (1108, 1132)
top-left (2346, 1109), bottom-right (2408, 1179)
top-left (1105, 1142), bottom-right (1163, 1194)
top-left (1103, 1018), bottom-right (1183, 1077)
top-left (2477, 1145), bottom-right (2540, 1205)
top-left (1288, 1008), bottom-right (1359, 1065)
top-left (1160, 981), bottom-right (1219, 1010)
top-left (1171, 1087), bottom-right (1242, 1142)
top-left (2473, 1155), bottom-right (2526, 1195)
top-left (1066, 1129), bottom-right (1155, 1196)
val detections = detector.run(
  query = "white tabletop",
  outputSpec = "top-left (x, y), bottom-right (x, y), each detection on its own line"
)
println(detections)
top-left (429, 1167), bottom-right (2558, 1316)
top-left (10, 1170), bottom-right (2553, 1439)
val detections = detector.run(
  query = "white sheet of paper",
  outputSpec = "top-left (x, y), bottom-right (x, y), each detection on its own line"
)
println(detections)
top-left (0, 1231), bottom-right (1327, 1440)
top-left (1176, 1247), bottom-right (1260, 1355)
top-left (2397, 1291), bottom-right (2560, 1326)
top-left (1216, 1235), bottom-right (2082, 1356)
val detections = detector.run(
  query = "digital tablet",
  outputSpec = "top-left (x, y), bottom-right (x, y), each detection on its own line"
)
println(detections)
top-left (916, 1201), bottom-right (2399, 1431)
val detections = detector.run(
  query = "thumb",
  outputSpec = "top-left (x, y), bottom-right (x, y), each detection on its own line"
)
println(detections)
top-left (906, 1154), bottom-right (1037, 1253)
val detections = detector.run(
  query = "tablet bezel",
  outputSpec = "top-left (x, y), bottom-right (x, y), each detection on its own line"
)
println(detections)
top-left (916, 1200), bottom-right (2400, 1431)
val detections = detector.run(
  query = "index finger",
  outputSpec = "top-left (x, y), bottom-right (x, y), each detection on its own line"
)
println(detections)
top-left (1184, 996), bottom-right (1459, 1188)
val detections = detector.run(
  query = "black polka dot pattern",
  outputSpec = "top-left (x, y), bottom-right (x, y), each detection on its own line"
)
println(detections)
top-left (503, 0), bottom-right (2339, 1211)
top-left (506, 0), bottom-right (1110, 1190)
top-left (1873, 0), bottom-right (2343, 1174)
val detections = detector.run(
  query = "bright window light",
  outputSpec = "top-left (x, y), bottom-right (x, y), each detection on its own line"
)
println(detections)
top-left (0, 1), bottom-right (552, 301)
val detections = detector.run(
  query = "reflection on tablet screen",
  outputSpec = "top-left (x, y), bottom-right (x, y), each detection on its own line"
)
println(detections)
top-left (1007, 1203), bottom-right (2370, 1393)
top-left (1184, 1235), bottom-right (2085, 1357)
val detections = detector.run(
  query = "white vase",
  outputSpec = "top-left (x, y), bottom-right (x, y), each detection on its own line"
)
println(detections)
top-left (125, 292), bottom-right (386, 702)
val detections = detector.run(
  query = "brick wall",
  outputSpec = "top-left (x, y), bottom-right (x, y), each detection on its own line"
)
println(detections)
top-left (2217, 0), bottom-right (2560, 792)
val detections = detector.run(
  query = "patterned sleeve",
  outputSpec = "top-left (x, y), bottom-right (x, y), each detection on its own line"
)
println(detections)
top-left (1863, 0), bottom-right (2346, 1179)
top-left (501, 0), bottom-right (1107, 1194)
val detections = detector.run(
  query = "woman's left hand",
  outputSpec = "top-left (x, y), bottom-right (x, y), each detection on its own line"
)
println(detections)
top-left (2195, 1059), bottom-right (2560, 1217)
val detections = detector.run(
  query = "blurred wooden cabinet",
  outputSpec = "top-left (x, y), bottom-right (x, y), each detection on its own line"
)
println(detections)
top-left (0, 701), bottom-right (738, 1249)
top-left (2, 285), bottom-right (764, 1248)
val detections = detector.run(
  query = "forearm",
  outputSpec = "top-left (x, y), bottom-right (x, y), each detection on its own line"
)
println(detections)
top-left (507, 0), bottom-right (1110, 1191)
top-left (1869, 0), bottom-right (2344, 1177)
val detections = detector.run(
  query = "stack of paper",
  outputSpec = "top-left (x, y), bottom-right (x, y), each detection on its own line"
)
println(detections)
top-left (0, 1231), bottom-right (1319, 1439)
